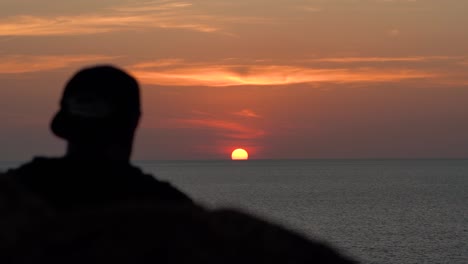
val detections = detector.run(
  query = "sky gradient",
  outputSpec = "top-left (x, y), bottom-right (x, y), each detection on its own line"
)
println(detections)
top-left (1, 0), bottom-right (468, 160)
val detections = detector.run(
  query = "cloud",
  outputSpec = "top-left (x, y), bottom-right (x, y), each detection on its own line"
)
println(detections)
top-left (167, 118), bottom-right (265, 140)
top-left (0, 1), bottom-right (280, 37)
top-left (0, 1), bottom-right (218, 36)
top-left (130, 62), bottom-right (435, 87)
top-left (110, 1), bottom-right (193, 13)
top-left (127, 56), bottom-right (468, 87)
top-left (1, 55), bottom-right (454, 87)
top-left (131, 59), bottom-right (186, 69)
top-left (234, 109), bottom-right (262, 118)
top-left (0, 54), bottom-right (118, 74)
top-left (0, 15), bottom-right (217, 36)
top-left (310, 56), bottom-right (459, 63)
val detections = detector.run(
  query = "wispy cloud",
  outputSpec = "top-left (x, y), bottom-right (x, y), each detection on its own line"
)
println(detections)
top-left (0, 0), bottom-right (280, 37)
top-left (0, 15), bottom-right (217, 36)
top-left (130, 62), bottom-right (435, 87)
top-left (234, 109), bottom-right (262, 118)
top-left (0, 54), bottom-right (118, 74)
top-left (0, 1), bottom-right (217, 36)
top-left (1, 55), bottom-right (454, 86)
top-left (110, 1), bottom-right (193, 13)
top-left (127, 55), bottom-right (468, 87)
top-left (167, 118), bottom-right (265, 140)
top-left (309, 56), bottom-right (461, 63)
top-left (132, 59), bottom-right (185, 69)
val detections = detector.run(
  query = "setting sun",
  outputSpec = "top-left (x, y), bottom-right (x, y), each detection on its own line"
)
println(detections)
top-left (231, 148), bottom-right (249, 160)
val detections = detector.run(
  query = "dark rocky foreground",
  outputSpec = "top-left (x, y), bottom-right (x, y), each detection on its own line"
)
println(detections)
top-left (0, 176), bottom-right (357, 263)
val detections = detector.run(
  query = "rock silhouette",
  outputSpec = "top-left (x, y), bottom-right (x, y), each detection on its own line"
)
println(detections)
top-left (12, 203), bottom-right (357, 264)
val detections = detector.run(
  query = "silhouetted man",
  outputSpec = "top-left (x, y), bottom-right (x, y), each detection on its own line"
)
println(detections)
top-left (4, 65), bottom-right (192, 212)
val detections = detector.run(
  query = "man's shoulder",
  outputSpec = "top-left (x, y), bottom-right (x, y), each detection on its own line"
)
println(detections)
top-left (4, 158), bottom-right (193, 205)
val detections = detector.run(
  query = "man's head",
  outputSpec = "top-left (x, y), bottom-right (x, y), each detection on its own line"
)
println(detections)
top-left (51, 65), bottom-right (141, 159)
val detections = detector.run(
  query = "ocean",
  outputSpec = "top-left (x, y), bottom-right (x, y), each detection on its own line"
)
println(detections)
top-left (136, 159), bottom-right (468, 264)
top-left (2, 159), bottom-right (467, 263)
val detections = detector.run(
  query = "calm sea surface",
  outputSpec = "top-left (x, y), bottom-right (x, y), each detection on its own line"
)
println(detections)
top-left (136, 159), bottom-right (468, 264)
top-left (2, 159), bottom-right (467, 263)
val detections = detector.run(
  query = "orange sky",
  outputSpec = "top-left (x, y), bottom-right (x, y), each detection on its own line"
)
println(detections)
top-left (1, 0), bottom-right (468, 160)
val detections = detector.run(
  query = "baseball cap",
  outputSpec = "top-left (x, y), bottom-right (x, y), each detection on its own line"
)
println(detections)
top-left (51, 65), bottom-right (141, 141)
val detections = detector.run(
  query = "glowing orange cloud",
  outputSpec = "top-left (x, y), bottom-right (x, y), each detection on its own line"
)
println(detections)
top-left (0, 55), bottom-right (118, 74)
top-left (168, 118), bottom-right (265, 140)
top-left (234, 109), bottom-right (262, 118)
top-left (131, 63), bottom-right (435, 87)
top-left (132, 59), bottom-right (185, 69)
